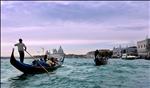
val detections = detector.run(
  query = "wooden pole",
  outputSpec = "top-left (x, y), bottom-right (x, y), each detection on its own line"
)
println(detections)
top-left (25, 50), bottom-right (50, 76)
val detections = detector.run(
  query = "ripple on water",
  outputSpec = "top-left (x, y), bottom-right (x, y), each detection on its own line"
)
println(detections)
top-left (1, 58), bottom-right (150, 88)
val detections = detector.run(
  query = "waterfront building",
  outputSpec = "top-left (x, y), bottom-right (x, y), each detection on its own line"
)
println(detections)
top-left (137, 38), bottom-right (150, 58)
top-left (45, 46), bottom-right (65, 55)
top-left (44, 46), bottom-right (65, 59)
top-left (52, 49), bottom-right (57, 54)
top-left (86, 51), bottom-right (95, 58)
top-left (45, 50), bottom-right (50, 57)
top-left (51, 46), bottom-right (65, 55)
top-left (112, 45), bottom-right (137, 58)
top-left (57, 46), bottom-right (64, 54)
top-left (112, 45), bottom-right (122, 58)
top-left (126, 46), bottom-right (138, 56)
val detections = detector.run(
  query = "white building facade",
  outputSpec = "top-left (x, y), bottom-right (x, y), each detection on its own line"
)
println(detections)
top-left (137, 38), bottom-right (150, 58)
top-left (112, 46), bottom-right (122, 58)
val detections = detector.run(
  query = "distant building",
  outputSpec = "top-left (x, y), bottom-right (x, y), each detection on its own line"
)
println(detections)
top-left (57, 46), bottom-right (64, 54)
top-left (50, 46), bottom-right (65, 55)
top-left (44, 46), bottom-right (65, 58)
top-left (45, 50), bottom-right (50, 57)
top-left (137, 38), bottom-right (150, 58)
top-left (52, 49), bottom-right (57, 54)
top-left (112, 45), bottom-right (137, 58)
top-left (86, 51), bottom-right (95, 58)
top-left (44, 46), bottom-right (65, 55)
top-left (126, 46), bottom-right (138, 56)
top-left (112, 46), bottom-right (122, 58)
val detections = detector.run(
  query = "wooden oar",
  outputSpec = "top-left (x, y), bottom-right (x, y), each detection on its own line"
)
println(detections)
top-left (25, 50), bottom-right (50, 76)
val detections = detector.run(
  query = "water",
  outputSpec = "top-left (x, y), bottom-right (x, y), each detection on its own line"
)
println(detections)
top-left (1, 58), bottom-right (150, 88)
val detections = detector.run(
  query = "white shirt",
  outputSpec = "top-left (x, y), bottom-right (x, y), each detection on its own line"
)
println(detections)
top-left (15, 43), bottom-right (26, 51)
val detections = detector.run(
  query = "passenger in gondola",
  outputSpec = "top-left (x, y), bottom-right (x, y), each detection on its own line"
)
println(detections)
top-left (42, 50), bottom-right (50, 62)
top-left (46, 57), bottom-right (55, 67)
top-left (14, 39), bottom-right (27, 63)
top-left (43, 54), bottom-right (47, 62)
top-left (32, 60), bottom-right (38, 66)
top-left (51, 57), bottom-right (58, 65)
top-left (46, 57), bottom-right (59, 66)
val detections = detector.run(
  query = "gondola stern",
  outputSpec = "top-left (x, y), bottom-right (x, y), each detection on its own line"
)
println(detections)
top-left (59, 55), bottom-right (65, 65)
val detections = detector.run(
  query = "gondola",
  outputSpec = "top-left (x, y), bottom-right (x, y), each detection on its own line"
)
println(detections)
top-left (94, 57), bottom-right (108, 66)
top-left (10, 49), bottom-right (64, 74)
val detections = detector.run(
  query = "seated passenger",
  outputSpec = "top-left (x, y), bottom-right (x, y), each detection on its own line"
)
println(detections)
top-left (32, 59), bottom-right (50, 67)
top-left (46, 58), bottom-right (55, 67)
top-left (43, 55), bottom-right (47, 62)
top-left (51, 57), bottom-right (58, 65)
top-left (32, 60), bottom-right (38, 66)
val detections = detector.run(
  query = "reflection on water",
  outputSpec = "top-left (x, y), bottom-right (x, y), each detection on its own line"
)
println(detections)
top-left (10, 74), bottom-right (34, 80)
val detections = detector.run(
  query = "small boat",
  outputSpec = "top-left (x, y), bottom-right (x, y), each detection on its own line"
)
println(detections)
top-left (94, 57), bottom-right (108, 66)
top-left (10, 49), bottom-right (64, 74)
top-left (122, 54), bottom-right (137, 60)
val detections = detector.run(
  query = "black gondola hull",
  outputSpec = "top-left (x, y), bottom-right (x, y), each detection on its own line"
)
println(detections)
top-left (94, 58), bottom-right (107, 66)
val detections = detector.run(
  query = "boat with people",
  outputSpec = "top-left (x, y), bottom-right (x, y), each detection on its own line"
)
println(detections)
top-left (94, 49), bottom-right (109, 66)
top-left (94, 57), bottom-right (108, 66)
top-left (10, 49), bottom-right (65, 74)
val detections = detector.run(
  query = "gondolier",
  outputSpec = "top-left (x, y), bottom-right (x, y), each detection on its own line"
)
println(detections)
top-left (14, 38), bottom-right (27, 63)
top-left (94, 50), bottom-right (99, 58)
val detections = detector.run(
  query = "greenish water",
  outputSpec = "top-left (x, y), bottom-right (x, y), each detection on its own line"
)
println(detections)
top-left (1, 58), bottom-right (150, 88)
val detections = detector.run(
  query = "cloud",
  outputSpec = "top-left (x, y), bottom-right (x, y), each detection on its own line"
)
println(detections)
top-left (2, 39), bottom-right (131, 47)
top-left (111, 25), bottom-right (148, 31)
top-left (1, 1), bottom-right (149, 27)
top-left (1, 1), bottom-right (149, 56)
top-left (2, 20), bottom-right (148, 40)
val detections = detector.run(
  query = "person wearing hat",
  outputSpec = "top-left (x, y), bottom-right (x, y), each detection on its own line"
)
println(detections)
top-left (14, 39), bottom-right (27, 63)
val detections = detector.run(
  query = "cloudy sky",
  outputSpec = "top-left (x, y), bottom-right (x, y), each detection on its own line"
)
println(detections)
top-left (1, 1), bottom-right (150, 56)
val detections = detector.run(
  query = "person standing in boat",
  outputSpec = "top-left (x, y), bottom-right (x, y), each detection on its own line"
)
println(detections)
top-left (94, 50), bottom-right (99, 58)
top-left (14, 39), bottom-right (27, 63)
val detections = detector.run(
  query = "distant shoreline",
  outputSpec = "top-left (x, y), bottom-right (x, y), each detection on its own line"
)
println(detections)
top-left (1, 57), bottom-right (148, 60)
top-left (0, 57), bottom-right (91, 59)
top-left (1, 54), bottom-right (88, 59)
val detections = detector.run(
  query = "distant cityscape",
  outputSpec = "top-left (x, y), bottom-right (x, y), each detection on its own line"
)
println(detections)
top-left (86, 38), bottom-right (150, 59)
top-left (42, 37), bottom-right (150, 59)
top-left (1, 38), bottom-right (150, 59)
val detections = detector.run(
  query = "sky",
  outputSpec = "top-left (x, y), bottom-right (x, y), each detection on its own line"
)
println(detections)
top-left (1, 1), bottom-right (150, 56)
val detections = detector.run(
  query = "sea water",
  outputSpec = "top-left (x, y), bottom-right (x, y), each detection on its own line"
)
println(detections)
top-left (1, 58), bottom-right (150, 88)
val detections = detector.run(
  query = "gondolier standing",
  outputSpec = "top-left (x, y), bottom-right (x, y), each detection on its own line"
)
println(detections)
top-left (95, 50), bottom-right (99, 58)
top-left (14, 39), bottom-right (27, 63)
